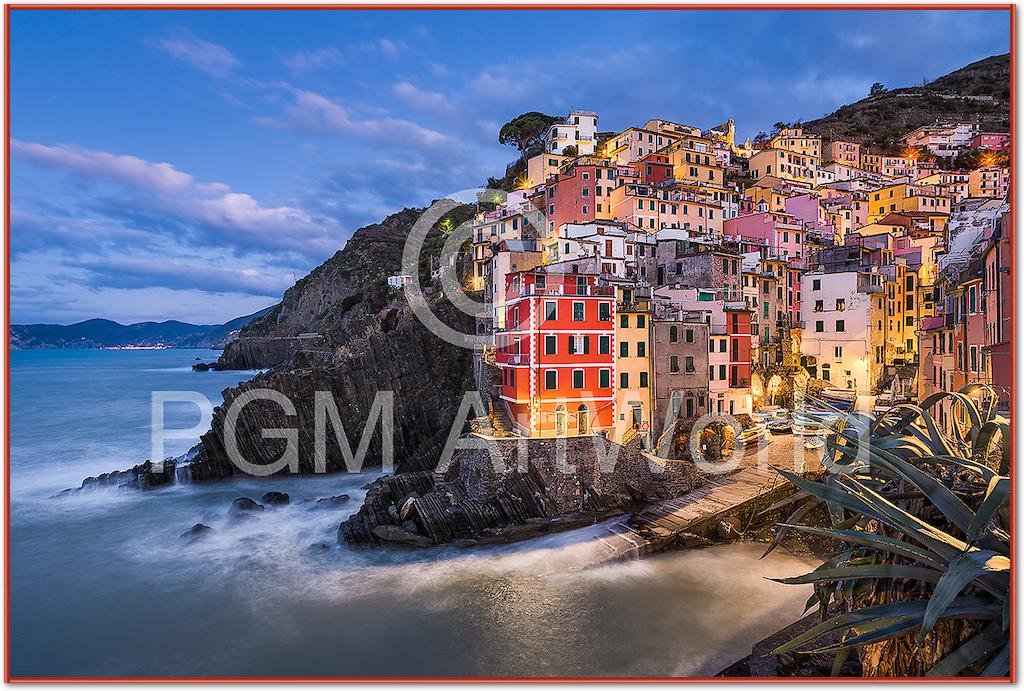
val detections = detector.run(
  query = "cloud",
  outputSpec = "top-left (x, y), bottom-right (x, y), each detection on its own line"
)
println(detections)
top-left (283, 46), bottom-right (345, 74)
top-left (469, 70), bottom-right (535, 101)
top-left (392, 81), bottom-right (453, 113)
top-left (12, 139), bottom-right (340, 258)
top-left (258, 88), bottom-right (453, 151)
top-left (156, 29), bottom-right (239, 78)
top-left (76, 256), bottom-right (294, 297)
top-left (377, 38), bottom-right (400, 60)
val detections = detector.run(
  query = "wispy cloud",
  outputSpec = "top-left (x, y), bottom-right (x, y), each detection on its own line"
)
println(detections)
top-left (156, 28), bottom-right (240, 78)
top-left (12, 139), bottom-right (340, 258)
top-left (258, 88), bottom-right (453, 150)
top-left (283, 46), bottom-right (346, 74)
top-left (392, 80), bottom-right (453, 114)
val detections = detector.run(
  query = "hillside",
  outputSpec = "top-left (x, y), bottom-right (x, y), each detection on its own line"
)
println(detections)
top-left (799, 53), bottom-right (1009, 148)
top-left (10, 309), bottom-right (270, 350)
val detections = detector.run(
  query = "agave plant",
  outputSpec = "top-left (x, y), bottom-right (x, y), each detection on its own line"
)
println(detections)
top-left (764, 385), bottom-right (1010, 677)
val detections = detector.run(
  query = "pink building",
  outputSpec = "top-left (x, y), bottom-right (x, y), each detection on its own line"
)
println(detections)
top-left (724, 211), bottom-right (807, 266)
top-left (969, 132), bottom-right (1010, 151)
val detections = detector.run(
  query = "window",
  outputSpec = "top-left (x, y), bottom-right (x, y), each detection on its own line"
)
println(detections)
top-left (708, 338), bottom-right (714, 352)
top-left (815, 299), bottom-right (823, 312)
top-left (834, 346), bottom-right (843, 358)
top-left (572, 369), bottom-right (584, 389)
top-left (685, 329), bottom-right (694, 343)
top-left (620, 372), bottom-right (629, 388)
top-left (813, 279), bottom-right (821, 291)
top-left (512, 307), bottom-right (519, 325)
top-left (685, 356), bottom-right (695, 373)
top-left (599, 369), bottom-right (610, 388)
top-left (620, 314), bottom-right (628, 328)
top-left (836, 320), bottom-right (845, 332)
top-left (544, 301), bottom-right (557, 321)
top-left (719, 339), bottom-right (727, 353)
top-left (637, 314), bottom-right (646, 328)
top-left (709, 365), bottom-right (715, 380)
top-left (815, 320), bottom-right (824, 332)
top-left (670, 326), bottom-right (678, 342)
top-left (599, 335), bottom-right (610, 354)
top-left (544, 335), bottom-right (557, 355)
top-left (719, 364), bottom-right (726, 380)
top-left (620, 341), bottom-right (629, 357)
top-left (836, 298), bottom-right (845, 311)
top-left (572, 302), bottom-right (585, 321)
top-left (670, 355), bottom-right (680, 373)
top-left (598, 303), bottom-right (611, 321)
top-left (639, 372), bottom-right (649, 388)
top-left (544, 370), bottom-right (557, 389)
top-left (637, 342), bottom-right (646, 357)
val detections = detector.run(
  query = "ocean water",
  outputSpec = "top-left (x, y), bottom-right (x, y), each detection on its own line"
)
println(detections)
top-left (9, 349), bottom-right (816, 678)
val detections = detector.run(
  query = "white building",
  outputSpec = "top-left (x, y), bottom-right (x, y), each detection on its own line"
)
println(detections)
top-left (800, 269), bottom-right (887, 393)
top-left (543, 110), bottom-right (598, 155)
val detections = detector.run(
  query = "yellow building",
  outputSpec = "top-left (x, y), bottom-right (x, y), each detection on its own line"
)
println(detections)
top-left (613, 283), bottom-right (653, 446)
top-left (748, 147), bottom-right (818, 185)
top-left (868, 183), bottom-right (950, 223)
top-left (767, 127), bottom-right (822, 159)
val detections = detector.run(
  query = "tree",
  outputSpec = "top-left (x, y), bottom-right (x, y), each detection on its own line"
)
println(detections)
top-left (771, 121), bottom-right (787, 136)
top-left (497, 111), bottom-right (559, 152)
top-left (561, 144), bottom-right (578, 157)
top-left (752, 131), bottom-right (769, 148)
top-left (870, 82), bottom-right (887, 97)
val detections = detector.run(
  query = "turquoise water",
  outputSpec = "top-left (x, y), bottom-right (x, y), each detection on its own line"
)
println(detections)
top-left (9, 349), bottom-right (815, 678)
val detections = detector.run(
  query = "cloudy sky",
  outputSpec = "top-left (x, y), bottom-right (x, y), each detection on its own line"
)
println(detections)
top-left (10, 8), bottom-right (1009, 324)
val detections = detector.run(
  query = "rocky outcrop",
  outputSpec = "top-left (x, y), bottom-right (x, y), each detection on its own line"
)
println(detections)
top-left (339, 435), bottom-right (706, 547)
top-left (184, 298), bottom-right (475, 482)
top-left (217, 335), bottom-right (329, 370)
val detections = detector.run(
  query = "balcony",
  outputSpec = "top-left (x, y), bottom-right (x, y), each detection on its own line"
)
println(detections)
top-left (857, 284), bottom-right (885, 294)
top-left (729, 378), bottom-right (751, 388)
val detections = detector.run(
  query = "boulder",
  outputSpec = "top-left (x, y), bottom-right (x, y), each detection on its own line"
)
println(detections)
top-left (180, 523), bottom-right (213, 543)
top-left (229, 497), bottom-right (264, 515)
top-left (191, 362), bottom-right (211, 372)
top-left (315, 494), bottom-right (351, 508)
top-left (371, 524), bottom-right (432, 548)
top-left (261, 491), bottom-right (290, 506)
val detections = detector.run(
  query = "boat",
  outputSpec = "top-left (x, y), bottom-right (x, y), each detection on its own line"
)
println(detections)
top-left (736, 426), bottom-right (767, 446)
top-left (804, 436), bottom-right (826, 450)
top-left (793, 421), bottom-right (824, 436)
top-left (772, 408), bottom-right (790, 419)
top-left (767, 420), bottom-right (792, 435)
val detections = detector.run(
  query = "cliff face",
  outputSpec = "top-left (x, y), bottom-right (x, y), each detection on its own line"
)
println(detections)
top-left (233, 207), bottom-right (424, 356)
top-left (187, 300), bottom-right (475, 481)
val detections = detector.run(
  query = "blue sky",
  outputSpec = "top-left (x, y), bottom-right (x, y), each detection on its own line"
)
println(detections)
top-left (10, 8), bottom-right (1009, 324)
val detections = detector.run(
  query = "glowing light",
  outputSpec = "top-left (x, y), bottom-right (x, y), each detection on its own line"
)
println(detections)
top-left (981, 154), bottom-right (996, 167)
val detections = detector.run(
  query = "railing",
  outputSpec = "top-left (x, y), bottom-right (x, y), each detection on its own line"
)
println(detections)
top-left (857, 284), bottom-right (885, 294)
top-left (519, 284), bottom-right (614, 297)
top-left (730, 378), bottom-right (751, 388)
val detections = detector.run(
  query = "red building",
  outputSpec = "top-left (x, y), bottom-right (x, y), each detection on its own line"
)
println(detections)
top-left (495, 269), bottom-right (616, 436)
top-left (726, 307), bottom-right (752, 390)
top-left (969, 132), bottom-right (1010, 151)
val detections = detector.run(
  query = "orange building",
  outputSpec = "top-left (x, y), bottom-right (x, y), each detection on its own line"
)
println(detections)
top-left (496, 270), bottom-right (616, 437)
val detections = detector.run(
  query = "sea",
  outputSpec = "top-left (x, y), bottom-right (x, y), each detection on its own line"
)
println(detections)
top-left (9, 348), bottom-right (816, 678)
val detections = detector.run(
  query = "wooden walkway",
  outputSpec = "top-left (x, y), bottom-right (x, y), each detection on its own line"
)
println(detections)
top-left (553, 446), bottom-right (811, 571)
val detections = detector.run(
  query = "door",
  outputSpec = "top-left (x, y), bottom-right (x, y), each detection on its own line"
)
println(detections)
top-left (577, 404), bottom-right (589, 435)
top-left (555, 405), bottom-right (566, 436)
top-left (630, 403), bottom-right (643, 428)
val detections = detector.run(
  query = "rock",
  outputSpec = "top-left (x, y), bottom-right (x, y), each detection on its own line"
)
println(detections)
top-left (399, 495), bottom-right (418, 520)
top-left (192, 362), bottom-right (211, 372)
top-left (315, 494), bottom-right (351, 508)
top-left (307, 542), bottom-right (332, 553)
top-left (401, 520), bottom-right (419, 534)
top-left (372, 524), bottom-right (432, 548)
top-left (717, 516), bottom-right (743, 540)
top-left (180, 523), bottom-right (213, 543)
top-left (260, 491), bottom-right (290, 506)
top-left (229, 497), bottom-right (264, 515)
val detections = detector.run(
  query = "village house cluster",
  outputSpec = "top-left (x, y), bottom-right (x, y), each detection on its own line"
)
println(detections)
top-left (465, 111), bottom-right (1010, 448)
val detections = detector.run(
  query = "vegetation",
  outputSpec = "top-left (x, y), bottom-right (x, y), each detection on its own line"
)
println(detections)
top-left (800, 53), bottom-right (1009, 148)
top-left (497, 111), bottom-right (559, 153)
top-left (767, 386), bottom-right (1010, 677)
top-left (870, 82), bottom-right (887, 97)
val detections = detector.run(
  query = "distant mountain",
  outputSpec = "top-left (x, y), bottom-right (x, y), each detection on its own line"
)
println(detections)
top-left (799, 53), bottom-right (1009, 148)
top-left (10, 308), bottom-right (272, 350)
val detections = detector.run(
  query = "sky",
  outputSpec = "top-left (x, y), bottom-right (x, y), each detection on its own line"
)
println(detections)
top-left (10, 8), bottom-right (1010, 325)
